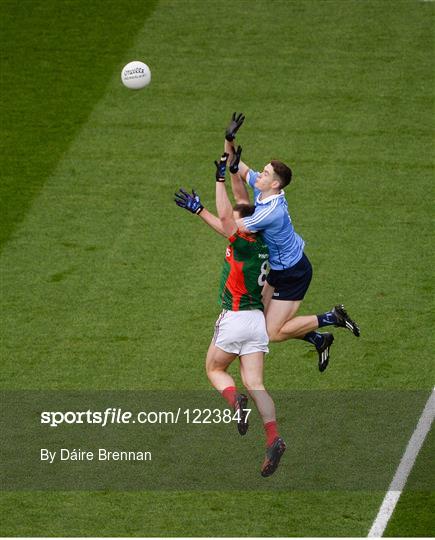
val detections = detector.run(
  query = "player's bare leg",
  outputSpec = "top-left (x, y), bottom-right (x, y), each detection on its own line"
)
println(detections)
top-left (205, 341), bottom-right (237, 392)
top-left (265, 299), bottom-right (302, 342)
top-left (266, 299), bottom-right (360, 340)
top-left (261, 281), bottom-right (275, 314)
top-left (239, 352), bottom-right (275, 423)
top-left (265, 299), bottom-right (359, 372)
top-left (265, 299), bottom-right (334, 370)
top-left (239, 352), bottom-right (286, 477)
top-left (279, 314), bottom-right (319, 337)
top-left (265, 299), bottom-right (332, 371)
top-left (205, 341), bottom-right (248, 435)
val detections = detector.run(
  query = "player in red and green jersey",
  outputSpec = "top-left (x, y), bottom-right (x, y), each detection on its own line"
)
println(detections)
top-left (174, 153), bottom-right (286, 477)
top-left (218, 227), bottom-right (268, 312)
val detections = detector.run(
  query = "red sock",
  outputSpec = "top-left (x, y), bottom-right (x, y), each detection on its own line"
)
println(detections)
top-left (264, 420), bottom-right (279, 446)
top-left (221, 386), bottom-right (237, 408)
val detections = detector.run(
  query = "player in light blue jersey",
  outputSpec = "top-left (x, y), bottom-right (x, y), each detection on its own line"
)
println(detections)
top-left (224, 113), bottom-right (360, 371)
top-left (243, 166), bottom-right (305, 271)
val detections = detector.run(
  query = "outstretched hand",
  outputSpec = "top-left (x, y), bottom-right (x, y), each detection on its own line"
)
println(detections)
top-left (225, 112), bottom-right (245, 142)
top-left (174, 188), bottom-right (204, 215)
top-left (229, 145), bottom-right (242, 174)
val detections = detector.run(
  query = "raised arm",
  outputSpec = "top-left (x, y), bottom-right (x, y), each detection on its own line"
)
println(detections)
top-left (199, 208), bottom-right (226, 236)
top-left (228, 145), bottom-right (250, 204)
top-left (174, 188), bottom-right (226, 237)
top-left (214, 153), bottom-right (238, 238)
top-left (225, 113), bottom-right (249, 182)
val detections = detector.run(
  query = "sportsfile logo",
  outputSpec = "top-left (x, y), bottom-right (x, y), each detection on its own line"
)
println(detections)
top-left (41, 408), bottom-right (143, 427)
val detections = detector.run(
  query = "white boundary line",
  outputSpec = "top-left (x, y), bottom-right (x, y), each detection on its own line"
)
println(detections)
top-left (367, 387), bottom-right (435, 537)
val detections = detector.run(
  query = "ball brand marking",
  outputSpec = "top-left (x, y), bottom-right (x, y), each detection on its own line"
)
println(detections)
top-left (124, 67), bottom-right (146, 76)
top-left (123, 67), bottom-right (146, 80)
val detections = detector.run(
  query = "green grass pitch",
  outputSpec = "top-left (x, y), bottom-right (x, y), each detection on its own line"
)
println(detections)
top-left (0, 0), bottom-right (434, 536)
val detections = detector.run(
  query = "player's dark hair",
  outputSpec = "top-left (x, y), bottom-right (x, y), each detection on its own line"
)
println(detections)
top-left (271, 160), bottom-right (292, 188)
top-left (233, 203), bottom-right (255, 218)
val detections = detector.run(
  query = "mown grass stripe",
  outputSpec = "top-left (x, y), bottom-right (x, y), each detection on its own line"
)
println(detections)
top-left (0, 0), bottom-right (158, 252)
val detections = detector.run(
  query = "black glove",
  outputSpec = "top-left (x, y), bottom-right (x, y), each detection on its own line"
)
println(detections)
top-left (174, 188), bottom-right (204, 214)
top-left (229, 145), bottom-right (242, 174)
top-left (214, 153), bottom-right (229, 182)
top-left (225, 112), bottom-right (245, 142)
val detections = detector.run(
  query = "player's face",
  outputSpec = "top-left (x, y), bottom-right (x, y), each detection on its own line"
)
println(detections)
top-left (255, 163), bottom-right (280, 192)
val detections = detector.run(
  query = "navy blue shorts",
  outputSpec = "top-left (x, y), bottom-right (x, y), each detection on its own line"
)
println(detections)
top-left (266, 253), bottom-right (313, 301)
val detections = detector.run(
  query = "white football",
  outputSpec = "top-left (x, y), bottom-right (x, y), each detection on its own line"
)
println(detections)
top-left (121, 61), bottom-right (151, 89)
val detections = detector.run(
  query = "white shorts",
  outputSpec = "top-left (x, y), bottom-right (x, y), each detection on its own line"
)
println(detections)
top-left (213, 309), bottom-right (269, 356)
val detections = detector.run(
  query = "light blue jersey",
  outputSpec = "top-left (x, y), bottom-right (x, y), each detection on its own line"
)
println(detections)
top-left (242, 169), bottom-right (305, 270)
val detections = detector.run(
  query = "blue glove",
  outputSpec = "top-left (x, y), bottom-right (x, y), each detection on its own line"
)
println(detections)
top-left (174, 188), bottom-right (204, 215)
top-left (214, 152), bottom-right (229, 182)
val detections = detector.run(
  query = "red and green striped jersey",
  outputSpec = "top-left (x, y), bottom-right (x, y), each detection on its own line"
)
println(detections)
top-left (218, 230), bottom-right (269, 311)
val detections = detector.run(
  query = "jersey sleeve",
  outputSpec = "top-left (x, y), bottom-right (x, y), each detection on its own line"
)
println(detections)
top-left (247, 169), bottom-right (262, 202)
top-left (242, 202), bottom-right (277, 232)
top-left (247, 169), bottom-right (259, 189)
